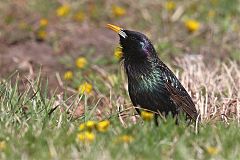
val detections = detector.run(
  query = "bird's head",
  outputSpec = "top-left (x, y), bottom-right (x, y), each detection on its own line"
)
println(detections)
top-left (107, 24), bottom-right (156, 60)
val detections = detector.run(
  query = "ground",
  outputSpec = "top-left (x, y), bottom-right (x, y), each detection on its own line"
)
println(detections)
top-left (0, 24), bottom-right (116, 89)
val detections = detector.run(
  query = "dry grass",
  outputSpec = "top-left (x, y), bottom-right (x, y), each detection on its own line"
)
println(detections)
top-left (175, 55), bottom-right (239, 123)
top-left (50, 56), bottom-right (240, 125)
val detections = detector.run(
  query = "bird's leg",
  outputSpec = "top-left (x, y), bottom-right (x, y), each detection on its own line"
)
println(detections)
top-left (187, 119), bottom-right (192, 126)
top-left (185, 114), bottom-right (192, 126)
top-left (173, 112), bottom-right (179, 125)
top-left (135, 108), bottom-right (141, 115)
top-left (154, 114), bottom-right (159, 126)
top-left (175, 116), bottom-right (179, 125)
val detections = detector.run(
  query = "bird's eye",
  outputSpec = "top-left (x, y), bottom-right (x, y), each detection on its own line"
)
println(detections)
top-left (140, 41), bottom-right (145, 48)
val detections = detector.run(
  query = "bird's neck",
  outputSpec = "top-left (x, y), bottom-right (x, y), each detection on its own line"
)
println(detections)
top-left (124, 57), bottom-right (153, 78)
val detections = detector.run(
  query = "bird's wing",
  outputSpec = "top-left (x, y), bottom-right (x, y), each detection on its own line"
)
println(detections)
top-left (154, 60), bottom-right (198, 120)
top-left (165, 82), bottom-right (198, 121)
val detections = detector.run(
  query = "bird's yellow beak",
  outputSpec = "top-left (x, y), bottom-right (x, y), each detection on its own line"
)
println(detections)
top-left (106, 24), bottom-right (122, 33)
top-left (106, 24), bottom-right (128, 38)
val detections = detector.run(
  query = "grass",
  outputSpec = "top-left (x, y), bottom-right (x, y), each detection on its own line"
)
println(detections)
top-left (0, 57), bottom-right (239, 159)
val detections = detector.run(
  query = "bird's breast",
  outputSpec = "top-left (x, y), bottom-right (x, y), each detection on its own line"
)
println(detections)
top-left (126, 66), bottom-right (161, 94)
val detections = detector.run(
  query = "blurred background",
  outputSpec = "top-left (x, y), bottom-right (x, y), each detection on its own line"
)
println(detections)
top-left (0, 0), bottom-right (239, 90)
top-left (0, 2), bottom-right (239, 158)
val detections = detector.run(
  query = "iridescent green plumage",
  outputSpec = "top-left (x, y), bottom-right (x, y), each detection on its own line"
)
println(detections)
top-left (108, 25), bottom-right (198, 124)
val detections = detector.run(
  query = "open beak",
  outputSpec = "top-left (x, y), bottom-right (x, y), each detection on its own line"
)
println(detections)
top-left (106, 24), bottom-right (127, 38)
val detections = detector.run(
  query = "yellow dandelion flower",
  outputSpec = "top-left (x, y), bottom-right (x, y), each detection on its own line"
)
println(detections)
top-left (64, 71), bottom-right (73, 81)
top-left (73, 11), bottom-right (85, 22)
top-left (79, 123), bottom-right (85, 131)
top-left (75, 57), bottom-right (87, 69)
top-left (78, 82), bottom-right (93, 94)
top-left (96, 120), bottom-right (110, 132)
top-left (114, 46), bottom-right (123, 60)
top-left (85, 120), bottom-right (96, 130)
top-left (141, 111), bottom-right (154, 121)
top-left (117, 135), bottom-right (134, 143)
top-left (79, 121), bottom-right (96, 131)
top-left (0, 141), bottom-right (6, 151)
top-left (112, 5), bottom-right (126, 17)
top-left (207, 146), bottom-right (219, 155)
top-left (39, 18), bottom-right (48, 27)
top-left (184, 19), bottom-right (200, 32)
top-left (37, 30), bottom-right (47, 40)
top-left (56, 4), bottom-right (70, 17)
top-left (77, 131), bottom-right (95, 142)
top-left (165, 1), bottom-right (176, 11)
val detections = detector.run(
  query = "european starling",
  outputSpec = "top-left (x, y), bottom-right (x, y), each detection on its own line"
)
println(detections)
top-left (107, 24), bottom-right (198, 124)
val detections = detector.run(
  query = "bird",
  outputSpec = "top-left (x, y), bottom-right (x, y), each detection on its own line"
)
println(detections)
top-left (107, 24), bottom-right (198, 125)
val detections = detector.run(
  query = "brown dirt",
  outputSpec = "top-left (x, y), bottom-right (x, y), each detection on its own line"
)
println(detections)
top-left (0, 24), bottom-right (118, 89)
